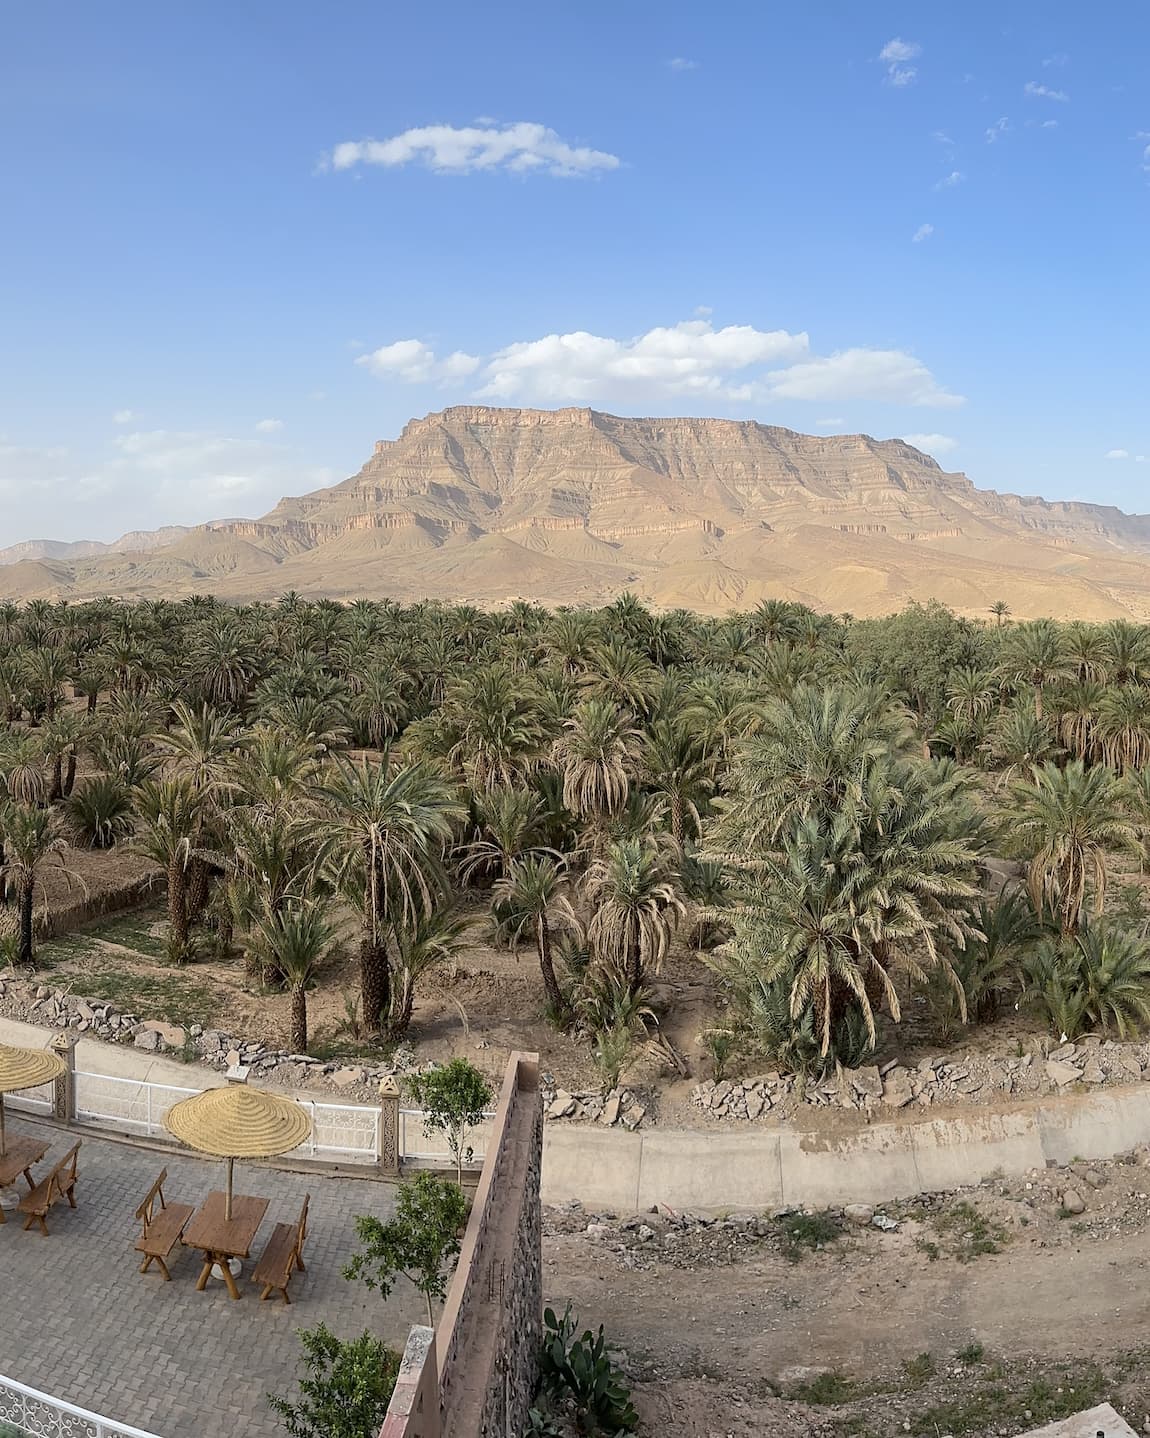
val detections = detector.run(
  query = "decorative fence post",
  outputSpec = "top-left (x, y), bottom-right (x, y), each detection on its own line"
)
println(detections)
top-left (379, 1075), bottom-right (400, 1175)
top-left (50, 1032), bottom-right (77, 1123)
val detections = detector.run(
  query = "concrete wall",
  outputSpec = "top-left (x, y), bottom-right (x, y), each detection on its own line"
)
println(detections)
top-left (540, 1082), bottom-right (1150, 1213)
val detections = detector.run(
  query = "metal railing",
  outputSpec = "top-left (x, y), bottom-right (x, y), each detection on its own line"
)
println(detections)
top-left (0, 1371), bottom-right (163, 1438)
top-left (7, 1061), bottom-right (491, 1168)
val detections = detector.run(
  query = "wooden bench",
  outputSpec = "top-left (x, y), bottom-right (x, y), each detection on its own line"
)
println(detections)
top-left (134, 1168), bottom-right (195, 1281)
top-left (252, 1194), bottom-right (309, 1303)
top-left (17, 1141), bottom-right (80, 1236)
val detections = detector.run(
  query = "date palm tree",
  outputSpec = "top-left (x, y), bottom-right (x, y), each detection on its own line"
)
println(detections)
top-left (584, 838), bottom-right (685, 994)
top-left (997, 618), bottom-right (1071, 721)
top-left (133, 775), bottom-right (205, 962)
top-left (1097, 685), bottom-right (1150, 773)
top-left (388, 903), bottom-right (470, 1039)
top-left (319, 756), bottom-right (463, 1036)
top-left (1004, 760), bottom-right (1139, 937)
top-left (248, 903), bottom-right (336, 1054)
top-left (0, 802), bottom-right (79, 967)
top-left (551, 699), bottom-right (639, 851)
top-left (638, 718), bottom-right (712, 846)
top-left (989, 600), bottom-right (1011, 628)
top-left (493, 855), bottom-right (578, 1018)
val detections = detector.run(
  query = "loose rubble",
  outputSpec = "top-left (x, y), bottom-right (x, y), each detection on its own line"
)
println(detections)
top-left (0, 975), bottom-right (434, 1104)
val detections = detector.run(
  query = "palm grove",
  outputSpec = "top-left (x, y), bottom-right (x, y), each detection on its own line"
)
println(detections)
top-left (3, 592), bottom-right (1150, 1077)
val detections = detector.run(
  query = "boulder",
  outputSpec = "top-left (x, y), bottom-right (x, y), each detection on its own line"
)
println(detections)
top-left (599, 1093), bottom-right (622, 1126)
top-left (1061, 1189), bottom-right (1086, 1215)
top-left (881, 1069), bottom-right (915, 1108)
top-left (1045, 1060), bottom-right (1082, 1086)
top-left (548, 1091), bottom-right (577, 1119)
top-left (844, 1204), bottom-right (874, 1226)
top-left (133, 1029), bottom-right (162, 1052)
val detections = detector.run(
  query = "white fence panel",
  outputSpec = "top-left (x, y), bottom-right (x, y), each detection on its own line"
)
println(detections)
top-left (399, 1109), bottom-right (495, 1163)
top-left (0, 1371), bottom-right (163, 1438)
top-left (74, 1071), bottom-right (197, 1138)
top-left (290, 1100), bottom-right (380, 1166)
top-left (6, 1080), bottom-right (55, 1115)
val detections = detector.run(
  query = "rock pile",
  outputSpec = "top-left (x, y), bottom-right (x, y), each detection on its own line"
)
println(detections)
top-left (688, 1038), bottom-right (1150, 1124)
top-left (541, 1078), bottom-right (647, 1129)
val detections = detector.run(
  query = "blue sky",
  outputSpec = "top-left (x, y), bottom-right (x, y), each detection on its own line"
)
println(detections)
top-left (2, 1), bottom-right (1148, 544)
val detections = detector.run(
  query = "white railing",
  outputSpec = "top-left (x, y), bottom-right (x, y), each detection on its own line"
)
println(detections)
top-left (6, 1081), bottom-right (54, 1116)
top-left (8, 1062), bottom-right (489, 1169)
top-left (74, 1072), bottom-right (197, 1138)
top-left (399, 1109), bottom-right (495, 1163)
top-left (0, 1372), bottom-right (163, 1438)
top-left (292, 1099), bottom-right (381, 1166)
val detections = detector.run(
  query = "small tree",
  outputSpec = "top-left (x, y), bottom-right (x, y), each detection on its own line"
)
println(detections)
top-left (267, 1323), bottom-right (400, 1438)
top-left (343, 1172), bottom-right (468, 1326)
top-left (406, 1058), bottom-right (493, 1183)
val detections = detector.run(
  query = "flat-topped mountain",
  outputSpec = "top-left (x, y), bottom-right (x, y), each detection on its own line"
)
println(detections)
top-left (5, 406), bottom-right (1150, 619)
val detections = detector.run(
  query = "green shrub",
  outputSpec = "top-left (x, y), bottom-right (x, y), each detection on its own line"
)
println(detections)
top-left (267, 1323), bottom-right (399, 1438)
top-left (406, 1057), bottom-right (493, 1183)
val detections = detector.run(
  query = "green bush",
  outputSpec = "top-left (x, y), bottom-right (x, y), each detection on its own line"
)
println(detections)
top-left (267, 1323), bottom-right (399, 1438)
top-left (406, 1057), bottom-right (493, 1183)
top-left (1021, 920), bottom-right (1150, 1040)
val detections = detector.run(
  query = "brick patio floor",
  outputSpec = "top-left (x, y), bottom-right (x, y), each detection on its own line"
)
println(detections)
top-left (0, 1115), bottom-right (412, 1438)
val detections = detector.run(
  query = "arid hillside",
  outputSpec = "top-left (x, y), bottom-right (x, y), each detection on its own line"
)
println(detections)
top-left (6, 406), bottom-right (1150, 618)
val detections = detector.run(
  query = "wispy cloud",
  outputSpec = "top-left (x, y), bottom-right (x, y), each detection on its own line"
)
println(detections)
top-left (932, 130), bottom-right (954, 146)
top-left (815, 417), bottom-right (845, 428)
top-left (985, 117), bottom-right (1010, 144)
top-left (667, 57), bottom-right (699, 72)
top-left (1024, 80), bottom-right (1069, 102)
top-left (324, 122), bottom-right (621, 178)
top-left (912, 223), bottom-right (935, 243)
top-left (356, 318), bottom-right (965, 409)
top-left (934, 170), bottom-right (965, 190)
top-left (1137, 132), bottom-right (1150, 171)
top-left (879, 37), bottom-right (920, 87)
top-left (112, 410), bottom-right (136, 425)
top-left (1106, 449), bottom-right (1130, 459)
top-left (254, 418), bottom-right (284, 433)
top-left (1043, 53), bottom-right (1069, 67)
top-left (903, 432), bottom-right (959, 454)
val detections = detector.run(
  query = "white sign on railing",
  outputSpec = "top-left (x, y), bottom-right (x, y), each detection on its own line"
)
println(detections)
top-left (0, 1370), bottom-right (163, 1438)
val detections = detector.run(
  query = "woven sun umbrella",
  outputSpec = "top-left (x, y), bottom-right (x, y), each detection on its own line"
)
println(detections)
top-left (164, 1084), bottom-right (311, 1219)
top-left (0, 1044), bottom-right (66, 1157)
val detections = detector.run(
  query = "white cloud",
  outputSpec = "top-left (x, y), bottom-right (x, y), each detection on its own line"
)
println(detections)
top-left (668, 57), bottom-right (699, 72)
top-left (1138, 456), bottom-right (1149, 464)
top-left (815, 417), bottom-right (845, 428)
top-left (112, 410), bottom-right (136, 424)
top-left (903, 432), bottom-right (959, 454)
top-left (1106, 449), bottom-right (1130, 460)
top-left (932, 130), bottom-right (954, 146)
top-left (934, 171), bottom-right (964, 189)
top-left (986, 117), bottom-right (1010, 144)
top-left (254, 418), bottom-right (284, 433)
top-left (0, 429), bottom-right (333, 545)
top-left (879, 37), bottom-right (920, 86)
top-left (356, 339), bottom-right (481, 384)
top-left (1043, 53), bottom-right (1068, 67)
top-left (1024, 81), bottom-right (1069, 102)
top-left (356, 319), bottom-right (964, 411)
top-left (326, 122), bottom-right (621, 178)
top-left (766, 350), bottom-right (964, 409)
top-left (912, 223), bottom-right (935, 243)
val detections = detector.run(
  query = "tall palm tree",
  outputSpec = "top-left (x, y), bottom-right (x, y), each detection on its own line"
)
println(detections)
top-left (1097, 685), bottom-right (1150, 773)
top-left (1004, 760), bottom-right (1139, 936)
top-left (997, 618), bottom-right (1071, 720)
top-left (638, 718), bottom-right (712, 846)
top-left (319, 756), bottom-right (463, 1036)
top-left (389, 904), bottom-right (469, 1039)
top-left (442, 665), bottom-right (546, 791)
top-left (945, 665), bottom-right (996, 724)
top-left (494, 855), bottom-right (578, 1017)
top-left (248, 904), bottom-right (336, 1053)
top-left (0, 802), bottom-right (78, 966)
top-left (133, 776), bottom-right (205, 962)
top-left (551, 699), bottom-right (639, 849)
top-left (584, 838), bottom-right (685, 994)
top-left (989, 600), bottom-right (1011, 628)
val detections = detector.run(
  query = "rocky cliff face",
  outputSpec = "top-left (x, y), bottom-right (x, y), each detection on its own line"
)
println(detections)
top-left (7, 407), bottom-right (1150, 620)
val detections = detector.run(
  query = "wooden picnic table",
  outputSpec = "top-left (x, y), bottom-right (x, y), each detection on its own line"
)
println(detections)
top-left (0, 1134), bottom-right (50, 1223)
top-left (183, 1191), bottom-right (269, 1300)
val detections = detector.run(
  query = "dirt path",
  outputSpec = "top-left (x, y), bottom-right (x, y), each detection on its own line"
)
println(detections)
top-left (541, 1158), bottom-right (1150, 1435)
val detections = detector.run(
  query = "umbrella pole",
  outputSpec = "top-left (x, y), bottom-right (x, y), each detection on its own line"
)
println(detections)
top-left (225, 1156), bottom-right (234, 1221)
top-left (0, 1095), bottom-right (6, 1158)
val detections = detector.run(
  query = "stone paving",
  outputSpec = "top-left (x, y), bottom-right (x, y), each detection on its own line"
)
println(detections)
top-left (0, 1116), bottom-right (411, 1438)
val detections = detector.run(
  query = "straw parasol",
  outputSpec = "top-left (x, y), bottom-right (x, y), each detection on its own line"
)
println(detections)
top-left (0, 1044), bottom-right (66, 1157)
top-left (164, 1083), bottom-right (311, 1218)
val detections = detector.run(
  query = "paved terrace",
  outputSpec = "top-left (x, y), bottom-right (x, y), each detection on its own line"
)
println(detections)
top-left (0, 1114), bottom-right (409, 1438)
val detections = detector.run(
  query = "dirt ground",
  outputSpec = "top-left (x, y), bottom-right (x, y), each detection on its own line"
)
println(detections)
top-left (542, 1155), bottom-right (1150, 1436)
